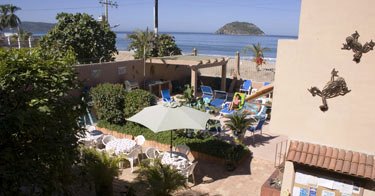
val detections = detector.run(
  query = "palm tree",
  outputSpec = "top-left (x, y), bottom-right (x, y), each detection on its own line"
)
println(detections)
top-left (127, 29), bottom-right (155, 60)
top-left (0, 5), bottom-right (10, 30)
top-left (138, 159), bottom-right (186, 195)
top-left (224, 112), bottom-right (252, 143)
top-left (243, 42), bottom-right (270, 71)
top-left (6, 4), bottom-right (21, 31)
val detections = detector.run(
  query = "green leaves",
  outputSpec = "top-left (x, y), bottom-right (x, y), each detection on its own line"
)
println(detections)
top-left (39, 12), bottom-right (117, 64)
top-left (124, 89), bottom-right (157, 119)
top-left (0, 48), bottom-right (85, 194)
top-left (127, 31), bottom-right (182, 59)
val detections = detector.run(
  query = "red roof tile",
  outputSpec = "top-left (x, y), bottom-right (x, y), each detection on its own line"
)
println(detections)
top-left (286, 140), bottom-right (375, 180)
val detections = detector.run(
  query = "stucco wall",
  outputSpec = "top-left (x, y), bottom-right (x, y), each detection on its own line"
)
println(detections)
top-left (270, 0), bottom-right (375, 154)
top-left (74, 60), bottom-right (191, 88)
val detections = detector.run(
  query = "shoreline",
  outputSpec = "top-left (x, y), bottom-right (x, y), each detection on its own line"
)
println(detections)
top-left (114, 51), bottom-right (275, 82)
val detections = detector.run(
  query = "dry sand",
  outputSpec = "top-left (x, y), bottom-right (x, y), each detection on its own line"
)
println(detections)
top-left (114, 51), bottom-right (275, 82)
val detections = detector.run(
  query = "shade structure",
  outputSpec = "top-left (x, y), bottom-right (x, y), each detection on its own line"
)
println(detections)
top-left (126, 103), bottom-right (212, 155)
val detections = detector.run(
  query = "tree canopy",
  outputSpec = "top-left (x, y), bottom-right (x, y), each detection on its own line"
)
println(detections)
top-left (0, 48), bottom-right (85, 194)
top-left (0, 4), bottom-right (21, 31)
top-left (127, 30), bottom-right (181, 59)
top-left (39, 12), bottom-right (117, 64)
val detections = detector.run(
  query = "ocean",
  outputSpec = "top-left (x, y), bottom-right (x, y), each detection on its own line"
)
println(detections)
top-left (116, 32), bottom-right (298, 62)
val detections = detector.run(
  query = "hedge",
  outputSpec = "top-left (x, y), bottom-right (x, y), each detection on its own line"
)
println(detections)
top-left (97, 120), bottom-right (250, 162)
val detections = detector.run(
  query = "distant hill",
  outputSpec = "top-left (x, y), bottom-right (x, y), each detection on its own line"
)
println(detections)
top-left (215, 21), bottom-right (265, 35)
top-left (18, 21), bottom-right (55, 33)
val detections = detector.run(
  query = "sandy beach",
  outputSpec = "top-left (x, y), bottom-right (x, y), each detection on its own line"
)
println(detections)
top-left (114, 51), bottom-right (275, 82)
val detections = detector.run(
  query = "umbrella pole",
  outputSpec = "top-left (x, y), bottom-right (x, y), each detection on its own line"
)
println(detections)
top-left (170, 129), bottom-right (173, 158)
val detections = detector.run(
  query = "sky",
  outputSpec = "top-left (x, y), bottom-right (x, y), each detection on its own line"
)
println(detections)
top-left (2, 0), bottom-right (301, 36)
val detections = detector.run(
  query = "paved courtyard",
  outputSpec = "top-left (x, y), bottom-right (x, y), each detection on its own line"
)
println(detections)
top-left (114, 123), bottom-right (288, 196)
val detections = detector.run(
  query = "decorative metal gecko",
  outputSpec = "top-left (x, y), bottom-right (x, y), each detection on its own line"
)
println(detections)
top-left (342, 31), bottom-right (374, 63)
top-left (308, 69), bottom-right (351, 112)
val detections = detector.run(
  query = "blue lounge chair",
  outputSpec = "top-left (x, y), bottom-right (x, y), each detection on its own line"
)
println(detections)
top-left (247, 115), bottom-right (267, 142)
top-left (248, 99), bottom-right (268, 120)
top-left (210, 90), bottom-right (227, 108)
top-left (263, 82), bottom-right (270, 86)
top-left (161, 89), bottom-right (173, 103)
top-left (239, 80), bottom-right (252, 95)
top-left (200, 85), bottom-right (214, 100)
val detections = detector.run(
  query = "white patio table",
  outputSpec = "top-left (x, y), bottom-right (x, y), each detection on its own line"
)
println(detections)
top-left (105, 139), bottom-right (136, 155)
top-left (161, 151), bottom-right (190, 170)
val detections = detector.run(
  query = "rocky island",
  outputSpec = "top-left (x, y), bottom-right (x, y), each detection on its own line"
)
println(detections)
top-left (215, 21), bottom-right (265, 35)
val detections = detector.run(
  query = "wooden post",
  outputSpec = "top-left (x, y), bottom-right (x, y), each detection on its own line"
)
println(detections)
top-left (235, 51), bottom-right (241, 77)
top-left (192, 48), bottom-right (197, 56)
top-left (191, 67), bottom-right (198, 97)
top-left (221, 62), bottom-right (227, 91)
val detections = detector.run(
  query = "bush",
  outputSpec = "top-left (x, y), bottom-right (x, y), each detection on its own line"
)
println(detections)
top-left (90, 83), bottom-right (125, 124)
top-left (138, 160), bottom-right (186, 196)
top-left (97, 120), bottom-right (250, 161)
top-left (124, 89), bottom-right (157, 119)
top-left (81, 148), bottom-right (120, 196)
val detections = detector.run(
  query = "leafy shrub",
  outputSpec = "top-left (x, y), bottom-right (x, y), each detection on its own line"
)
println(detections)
top-left (90, 83), bottom-right (125, 124)
top-left (97, 120), bottom-right (250, 161)
top-left (40, 12), bottom-right (117, 64)
top-left (124, 89), bottom-right (157, 118)
top-left (138, 159), bottom-right (186, 196)
top-left (81, 148), bottom-right (120, 196)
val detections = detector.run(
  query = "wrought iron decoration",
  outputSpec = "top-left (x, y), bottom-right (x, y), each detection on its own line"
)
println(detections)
top-left (308, 69), bottom-right (351, 112)
top-left (342, 31), bottom-right (374, 63)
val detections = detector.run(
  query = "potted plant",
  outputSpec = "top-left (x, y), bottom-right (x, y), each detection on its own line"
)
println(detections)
top-left (224, 112), bottom-right (252, 143)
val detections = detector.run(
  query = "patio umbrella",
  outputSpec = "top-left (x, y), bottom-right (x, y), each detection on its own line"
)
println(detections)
top-left (126, 102), bottom-right (211, 156)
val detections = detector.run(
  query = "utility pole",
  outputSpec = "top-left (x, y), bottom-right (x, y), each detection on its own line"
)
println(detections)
top-left (154, 0), bottom-right (158, 35)
top-left (99, 0), bottom-right (118, 23)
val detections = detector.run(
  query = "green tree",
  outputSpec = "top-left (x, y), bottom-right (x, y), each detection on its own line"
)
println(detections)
top-left (127, 30), bottom-right (182, 59)
top-left (0, 4), bottom-right (21, 33)
top-left (138, 160), bottom-right (186, 196)
top-left (0, 48), bottom-right (85, 194)
top-left (224, 112), bottom-right (252, 143)
top-left (127, 29), bottom-right (155, 60)
top-left (39, 12), bottom-right (117, 64)
top-left (243, 42), bottom-right (270, 71)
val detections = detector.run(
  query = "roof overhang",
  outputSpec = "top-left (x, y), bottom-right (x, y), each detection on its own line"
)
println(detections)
top-left (147, 55), bottom-right (229, 68)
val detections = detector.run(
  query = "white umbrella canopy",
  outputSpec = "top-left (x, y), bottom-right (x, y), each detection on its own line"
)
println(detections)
top-left (126, 103), bottom-right (212, 154)
top-left (127, 103), bottom-right (211, 132)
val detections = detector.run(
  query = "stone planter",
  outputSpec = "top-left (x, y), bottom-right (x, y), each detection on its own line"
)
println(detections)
top-left (260, 169), bottom-right (281, 196)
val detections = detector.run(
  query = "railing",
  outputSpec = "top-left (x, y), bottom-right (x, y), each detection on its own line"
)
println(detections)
top-left (274, 139), bottom-right (288, 168)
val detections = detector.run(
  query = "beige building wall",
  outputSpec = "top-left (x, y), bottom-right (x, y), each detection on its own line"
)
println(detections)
top-left (270, 0), bottom-right (375, 154)
top-left (74, 60), bottom-right (191, 88)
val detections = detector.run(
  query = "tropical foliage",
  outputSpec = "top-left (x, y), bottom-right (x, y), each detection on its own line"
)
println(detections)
top-left (243, 42), bottom-right (270, 71)
top-left (81, 148), bottom-right (120, 196)
top-left (90, 83), bottom-right (126, 124)
top-left (0, 48), bottom-right (85, 195)
top-left (138, 160), bottom-right (186, 196)
top-left (124, 89), bottom-right (157, 119)
top-left (0, 4), bottom-right (21, 31)
top-left (224, 112), bottom-right (253, 143)
top-left (128, 30), bottom-right (182, 59)
top-left (39, 12), bottom-right (117, 64)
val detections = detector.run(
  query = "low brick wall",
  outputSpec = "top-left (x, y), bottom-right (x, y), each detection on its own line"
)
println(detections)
top-left (260, 169), bottom-right (281, 196)
top-left (96, 126), bottom-right (250, 165)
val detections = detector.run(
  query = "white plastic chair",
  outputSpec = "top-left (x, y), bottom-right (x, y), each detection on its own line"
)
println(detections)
top-left (175, 144), bottom-right (190, 156)
top-left (145, 147), bottom-right (160, 159)
top-left (124, 147), bottom-right (141, 173)
top-left (180, 161), bottom-right (198, 184)
top-left (86, 125), bottom-right (96, 132)
top-left (102, 135), bottom-right (116, 146)
top-left (134, 135), bottom-right (145, 146)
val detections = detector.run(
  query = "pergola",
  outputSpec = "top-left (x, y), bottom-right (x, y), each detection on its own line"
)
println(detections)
top-left (147, 55), bottom-right (229, 97)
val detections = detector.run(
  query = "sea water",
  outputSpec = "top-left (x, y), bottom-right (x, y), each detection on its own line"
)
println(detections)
top-left (116, 32), bottom-right (298, 62)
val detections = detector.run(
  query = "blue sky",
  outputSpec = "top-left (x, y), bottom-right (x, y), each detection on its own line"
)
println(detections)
top-left (3, 0), bottom-right (301, 36)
